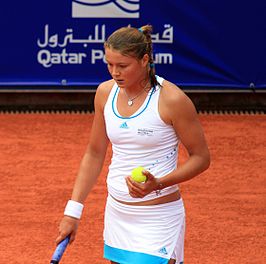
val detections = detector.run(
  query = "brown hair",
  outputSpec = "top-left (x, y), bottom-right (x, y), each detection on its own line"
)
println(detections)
top-left (104, 25), bottom-right (159, 88)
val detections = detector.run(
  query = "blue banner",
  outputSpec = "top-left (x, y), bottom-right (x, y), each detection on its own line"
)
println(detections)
top-left (0, 1), bottom-right (265, 90)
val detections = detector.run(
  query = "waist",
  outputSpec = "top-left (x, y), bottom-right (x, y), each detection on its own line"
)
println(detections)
top-left (107, 183), bottom-right (179, 203)
top-left (110, 190), bottom-right (181, 206)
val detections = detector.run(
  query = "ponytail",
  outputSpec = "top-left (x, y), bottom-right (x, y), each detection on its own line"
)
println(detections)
top-left (104, 24), bottom-right (160, 88)
top-left (138, 25), bottom-right (160, 89)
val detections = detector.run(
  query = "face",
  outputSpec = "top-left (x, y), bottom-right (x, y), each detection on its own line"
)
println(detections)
top-left (105, 47), bottom-right (149, 89)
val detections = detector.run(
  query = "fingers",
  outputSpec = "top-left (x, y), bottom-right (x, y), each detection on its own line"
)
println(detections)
top-left (142, 170), bottom-right (155, 181)
top-left (55, 235), bottom-right (62, 245)
top-left (126, 174), bottom-right (156, 198)
top-left (55, 216), bottom-right (79, 245)
top-left (126, 169), bottom-right (159, 198)
top-left (126, 176), bottom-right (145, 198)
top-left (56, 232), bottom-right (69, 245)
top-left (69, 232), bottom-right (76, 245)
top-left (56, 229), bottom-right (76, 245)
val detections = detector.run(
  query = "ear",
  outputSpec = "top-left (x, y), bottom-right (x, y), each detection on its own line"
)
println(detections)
top-left (141, 54), bottom-right (149, 67)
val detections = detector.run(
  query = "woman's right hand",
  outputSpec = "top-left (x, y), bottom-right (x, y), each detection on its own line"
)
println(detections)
top-left (55, 216), bottom-right (80, 245)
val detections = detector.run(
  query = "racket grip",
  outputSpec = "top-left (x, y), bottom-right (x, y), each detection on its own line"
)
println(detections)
top-left (50, 236), bottom-right (70, 263)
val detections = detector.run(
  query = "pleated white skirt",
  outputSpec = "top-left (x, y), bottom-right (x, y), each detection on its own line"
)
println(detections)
top-left (103, 195), bottom-right (185, 264)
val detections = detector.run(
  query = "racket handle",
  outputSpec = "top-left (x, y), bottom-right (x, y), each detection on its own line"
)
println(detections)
top-left (50, 236), bottom-right (70, 263)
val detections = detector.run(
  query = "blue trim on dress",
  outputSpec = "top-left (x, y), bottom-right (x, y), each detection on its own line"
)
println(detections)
top-left (112, 86), bottom-right (156, 120)
top-left (104, 243), bottom-right (169, 264)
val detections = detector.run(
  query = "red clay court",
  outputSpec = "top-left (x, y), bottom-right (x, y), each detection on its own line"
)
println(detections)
top-left (0, 113), bottom-right (265, 263)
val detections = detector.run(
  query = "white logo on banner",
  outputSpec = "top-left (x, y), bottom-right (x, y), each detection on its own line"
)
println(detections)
top-left (72, 0), bottom-right (140, 18)
top-left (36, 24), bottom-right (174, 68)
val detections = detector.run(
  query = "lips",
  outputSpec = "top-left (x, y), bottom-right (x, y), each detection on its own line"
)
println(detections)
top-left (115, 79), bottom-right (124, 85)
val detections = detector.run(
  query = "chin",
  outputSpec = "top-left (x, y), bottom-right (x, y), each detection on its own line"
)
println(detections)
top-left (116, 80), bottom-right (125, 87)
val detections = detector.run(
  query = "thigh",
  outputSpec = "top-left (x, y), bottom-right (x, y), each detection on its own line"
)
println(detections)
top-left (168, 259), bottom-right (176, 264)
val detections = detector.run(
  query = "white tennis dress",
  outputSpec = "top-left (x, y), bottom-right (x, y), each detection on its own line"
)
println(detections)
top-left (103, 76), bottom-right (185, 264)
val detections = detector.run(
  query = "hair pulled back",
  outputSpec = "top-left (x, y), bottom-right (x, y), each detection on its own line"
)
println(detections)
top-left (104, 25), bottom-right (159, 88)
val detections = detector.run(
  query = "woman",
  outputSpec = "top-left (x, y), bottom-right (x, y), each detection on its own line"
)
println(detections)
top-left (56, 25), bottom-right (210, 264)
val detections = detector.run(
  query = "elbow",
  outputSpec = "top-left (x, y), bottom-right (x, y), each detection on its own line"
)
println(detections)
top-left (195, 148), bottom-right (211, 173)
top-left (202, 149), bottom-right (211, 171)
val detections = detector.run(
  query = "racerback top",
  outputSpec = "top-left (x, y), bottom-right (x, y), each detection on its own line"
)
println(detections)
top-left (103, 76), bottom-right (179, 202)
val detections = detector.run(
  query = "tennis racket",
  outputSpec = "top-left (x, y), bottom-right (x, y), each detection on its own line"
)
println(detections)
top-left (50, 236), bottom-right (70, 263)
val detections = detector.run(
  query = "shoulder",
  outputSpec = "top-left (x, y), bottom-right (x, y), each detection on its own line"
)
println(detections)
top-left (96, 79), bottom-right (115, 98)
top-left (94, 79), bottom-right (115, 109)
top-left (160, 79), bottom-right (189, 104)
top-left (159, 79), bottom-right (197, 123)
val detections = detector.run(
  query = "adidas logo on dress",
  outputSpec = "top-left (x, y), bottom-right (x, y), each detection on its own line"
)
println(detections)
top-left (158, 247), bottom-right (168, 255)
top-left (120, 122), bottom-right (129, 129)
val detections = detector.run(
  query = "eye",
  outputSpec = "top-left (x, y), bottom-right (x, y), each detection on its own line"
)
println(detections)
top-left (107, 63), bottom-right (113, 70)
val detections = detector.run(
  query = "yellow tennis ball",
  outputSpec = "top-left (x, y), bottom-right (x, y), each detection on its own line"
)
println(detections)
top-left (131, 166), bottom-right (147, 183)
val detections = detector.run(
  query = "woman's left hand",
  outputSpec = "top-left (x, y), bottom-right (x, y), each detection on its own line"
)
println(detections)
top-left (125, 170), bottom-right (159, 198)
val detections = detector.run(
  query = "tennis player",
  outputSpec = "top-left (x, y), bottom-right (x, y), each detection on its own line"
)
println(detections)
top-left (56, 25), bottom-right (210, 264)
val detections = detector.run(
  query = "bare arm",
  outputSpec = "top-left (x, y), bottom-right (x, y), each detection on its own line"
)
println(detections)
top-left (56, 81), bottom-right (111, 244)
top-left (157, 81), bottom-right (210, 188)
top-left (71, 89), bottom-right (109, 203)
top-left (126, 81), bottom-right (210, 197)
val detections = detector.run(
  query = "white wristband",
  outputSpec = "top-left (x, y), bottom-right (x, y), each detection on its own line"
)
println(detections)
top-left (64, 200), bottom-right (84, 219)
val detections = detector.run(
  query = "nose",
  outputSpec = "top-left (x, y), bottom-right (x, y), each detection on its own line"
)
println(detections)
top-left (111, 66), bottom-right (120, 77)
